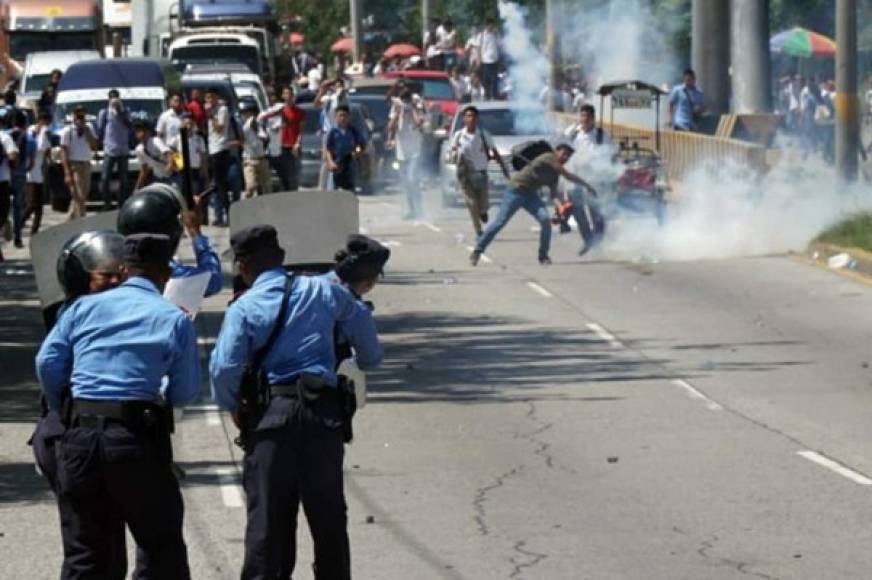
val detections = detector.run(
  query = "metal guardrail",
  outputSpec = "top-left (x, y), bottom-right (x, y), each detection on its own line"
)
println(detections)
top-left (553, 113), bottom-right (768, 184)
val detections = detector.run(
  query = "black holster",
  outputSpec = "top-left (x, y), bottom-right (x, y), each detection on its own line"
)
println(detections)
top-left (235, 365), bottom-right (270, 452)
top-left (336, 375), bottom-right (357, 444)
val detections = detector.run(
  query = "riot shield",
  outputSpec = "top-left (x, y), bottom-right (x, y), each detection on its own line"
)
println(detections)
top-left (228, 190), bottom-right (359, 270)
top-left (30, 211), bottom-right (120, 316)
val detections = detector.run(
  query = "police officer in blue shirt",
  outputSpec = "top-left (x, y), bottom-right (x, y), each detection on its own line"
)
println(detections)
top-left (209, 225), bottom-right (382, 580)
top-left (36, 233), bottom-right (200, 580)
top-left (30, 230), bottom-right (129, 579)
top-left (117, 182), bottom-right (223, 297)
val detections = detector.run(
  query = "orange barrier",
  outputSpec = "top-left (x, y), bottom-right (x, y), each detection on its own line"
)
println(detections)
top-left (553, 113), bottom-right (768, 184)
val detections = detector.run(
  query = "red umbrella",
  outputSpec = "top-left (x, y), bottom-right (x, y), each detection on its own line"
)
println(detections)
top-left (289, 32), bottom-right (304, 45)
top-left (331, 37), bottom-right (353, 53)
top-left (384, 43), bottom-right (421, 59)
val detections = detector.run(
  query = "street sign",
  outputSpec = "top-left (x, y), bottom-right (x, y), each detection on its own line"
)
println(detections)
top-left (611, 88), bottom-right (654, 109)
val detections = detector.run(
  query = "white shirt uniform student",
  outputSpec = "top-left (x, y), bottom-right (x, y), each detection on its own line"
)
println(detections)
top-left (156, 109), bottom-right (183, 148)
top-left (59, 124), bottom-right (94, 162)
top-left (261, 103), bottom-right (283, 159)
top-left (136, 136), bottom-right (172, 180)
top-left (27, 125), bottom-right (51, 184)
top-left (169, 131), bottom-right (206, 171)
top-left (242, 117), bottom-right (267, 161)
top-left (449, 128), bottom-right (492, 172)
top-left (208, 104), bottom-right (230, 153)
top-left (478, 30), bottom-right (500, 64)
top-left (389, 97), bottom-right (424, 162)
top-left (0, 130), bottom-right (18, 182)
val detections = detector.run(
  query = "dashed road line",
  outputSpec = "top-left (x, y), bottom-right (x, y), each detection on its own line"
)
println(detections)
top-left (378, 240), bottom-right (402, 247)
top-left (672, 379), bottom-right (723, 411)
top-left (215, 468), bottom-right (245, 507)
top-left (585, 322), bottom-right (622, 348)
top-left (526, 281), bottom-right (553, 298)
top-left (797, 451), bottom-right (872, 486)
top-left (415, 221), bottom-right (442, 233)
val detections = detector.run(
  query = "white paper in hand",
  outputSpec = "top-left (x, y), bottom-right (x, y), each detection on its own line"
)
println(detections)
top-left (163, 272), bottom-right (211, 320)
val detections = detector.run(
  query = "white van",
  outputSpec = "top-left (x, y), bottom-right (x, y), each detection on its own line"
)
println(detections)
top-left (20, 50), bottom-right (101, 106)
top-left (168, 33), bottom-right (262, 77)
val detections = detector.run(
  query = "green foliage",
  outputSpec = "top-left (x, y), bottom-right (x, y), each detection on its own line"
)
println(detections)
top-left (816, 212), bottom-right (872, 252)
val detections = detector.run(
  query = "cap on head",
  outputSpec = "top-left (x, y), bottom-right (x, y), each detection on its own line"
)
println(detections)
top-left (57, 230), bottom-right (125, 300)
top-left (231, 225), bottom-right (284, 258)
top-left (334, 234), bottom-right (391, 283)
top-left (123, 233), bottom-right (173, 267)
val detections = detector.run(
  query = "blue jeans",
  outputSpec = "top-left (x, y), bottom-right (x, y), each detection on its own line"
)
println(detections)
top-left (475, 188), bottom-right (551, 259)
top-left (100, 154), bottom-right (129, 207)
top-left (11, 173), bottom-right (25, 241)
top-left (399, 157), bottom-right (421, 217)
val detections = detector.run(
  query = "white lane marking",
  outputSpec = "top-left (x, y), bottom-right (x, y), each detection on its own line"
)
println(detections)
top-left (526, 281), bottom-right (553, 298)
top-left (0, 341), bottom-right (39, 348)
top-left (465, 246), bottom-right (492, 263)
top-left (672, 379), bottom-right (723, 411)
top-left (197, 336), bottom-right (216, 347)
top-left (797, 451), bottom-right (872, 486)
top-left (0, 299), bottom-right (39, 307)
top-left (215, 468), bottom-right (245, 507)
top-left (415, 221), bottom-right (442, 233)
top-left (586, 323), bottom-right (622, 348)
top-left (378, 240), bottom-right (402, 247)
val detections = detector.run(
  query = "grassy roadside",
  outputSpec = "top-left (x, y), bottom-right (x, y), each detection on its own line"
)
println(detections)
top-left (815, 213), bottom-right (872, 252)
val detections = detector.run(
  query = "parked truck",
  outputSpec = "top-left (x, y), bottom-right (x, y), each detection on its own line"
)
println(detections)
top-left (0, 0), bottom-right (104, 88)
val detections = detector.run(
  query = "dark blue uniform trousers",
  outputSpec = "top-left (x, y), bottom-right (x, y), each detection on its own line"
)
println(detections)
top-left (31, 410), bottom-right (129, 579)
top-left (52, 419), bottom-right (190, 580)
top-left (241, 395), bottom-right (350, 580)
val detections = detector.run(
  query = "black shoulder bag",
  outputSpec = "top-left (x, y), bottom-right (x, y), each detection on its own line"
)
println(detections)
top-left (235, 273), bottom-right (294, 451)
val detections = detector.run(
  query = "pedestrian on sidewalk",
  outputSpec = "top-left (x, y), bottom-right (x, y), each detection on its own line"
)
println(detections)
top-left (0, 112), bottom-right (19, 260)
top-left (258, 86), bottom-right (305, 191)
top-left (446, 105), bottom-right (507, 236)
top-left (97, 89), bottom-right (132, 208)
top-left (9, 110), bottom-right (31, 248)
top-left (60, 107), bottom-right (98, 220)
top-left (241, 102), bottom-right (272, 198)
top-left (470, 143), bottom-right (596, 266)
top-left (36, 233), bottom-right (199, 579)
top-left (23, 111), bottom-right (52, 236)
top-left (324, 105), bottom-right (366, 192)
top-left (387, 87), bottom-right (427, 219)
top-left (133, 120), bottom-right (174, 191)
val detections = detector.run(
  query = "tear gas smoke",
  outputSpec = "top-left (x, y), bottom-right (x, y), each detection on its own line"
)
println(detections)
top-left (497, 0), bottom-right (869, 262)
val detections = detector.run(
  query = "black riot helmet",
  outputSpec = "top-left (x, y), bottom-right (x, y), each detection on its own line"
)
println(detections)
top-left (116, 183), bottom-right (187, 254)
top-left (57, 230), bottom-right (125, 301)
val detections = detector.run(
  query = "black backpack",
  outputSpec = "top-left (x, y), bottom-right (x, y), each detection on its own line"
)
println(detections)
top-left (510, 140), bottom-right (553, 171)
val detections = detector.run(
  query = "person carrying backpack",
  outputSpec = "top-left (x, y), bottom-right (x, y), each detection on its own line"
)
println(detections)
top-left (446, 105), bottom-right (509, 236)
top-left (470, 142), bottom-right (597, 267)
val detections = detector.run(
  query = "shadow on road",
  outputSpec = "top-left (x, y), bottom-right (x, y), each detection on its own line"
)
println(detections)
top-left (0, 461), bottom-right (52, 504)
top-left (0, 261), bottom-right (46, 424)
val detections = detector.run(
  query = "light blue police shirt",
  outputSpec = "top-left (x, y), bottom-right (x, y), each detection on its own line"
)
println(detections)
top-left (209, 268), bottom-right (382, 412)
top-left (669, 83), bottom-right (705, 130)
top-left (36, 276), bottom-right (200, 411)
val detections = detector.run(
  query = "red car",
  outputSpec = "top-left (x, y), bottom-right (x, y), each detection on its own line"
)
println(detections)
top-left (380, 70), bottom-right (459, 117)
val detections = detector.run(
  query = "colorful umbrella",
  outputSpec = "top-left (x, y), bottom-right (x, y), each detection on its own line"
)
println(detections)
top-left (331, 37), bottom-right (353, 53)
top-left (289, 32), bottom-right (304, 45)
top-left (770, 27), bottom-right (836, 58)
top-left (383, 43), bottom-right (421, 59)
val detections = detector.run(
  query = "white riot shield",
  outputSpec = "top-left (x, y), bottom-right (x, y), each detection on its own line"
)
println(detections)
top-left (228, 190), bottom-right (359, 267)
top-left (30, 211), bottom-right (120, 310)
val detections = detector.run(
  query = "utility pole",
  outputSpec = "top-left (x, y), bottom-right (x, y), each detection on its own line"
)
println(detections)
top-left (691, 0), bottom-right (730, 116)
top-left (422, 0), bottom-right (431, 49)
top-left (836, 0), bottom-right (859, 181)
top-left (730, 0), bottom-right (771, 113)
top-left (545, 0), bottom-right (560, 111)
top-left (350, 0), bottom-right (363, 64)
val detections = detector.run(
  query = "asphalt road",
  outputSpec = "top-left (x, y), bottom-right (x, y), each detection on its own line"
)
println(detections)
top-left (3, 191), bottom-right (872, 579)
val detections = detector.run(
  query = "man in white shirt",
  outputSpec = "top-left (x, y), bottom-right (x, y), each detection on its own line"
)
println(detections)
top-left (133, 119), bottom-right (174, 191)
top-left (240, 102), bottom-right (271, 198)
top-left (59, 107), bottom-right (98, 220)
top-left (436, 19), bottom-right (458, 71)
top-left (205, 88), bottom-right (231, 226)
top-left (260, 94), bottom-right (284, 189)
top-left (387, 88), bottom-right (426, 219)
top-left (477, 20), bottom-right (501, 99)
top-left (562, 104), bottom-right (610, 255)
top-left (0, 112), bottom-right (18, 260)
top-left (446, 105), bottom-right (508, 236)
top-left (23, 111), bottom-right (52, 235)
top-left (156, 93), bottom-right (185, 147)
